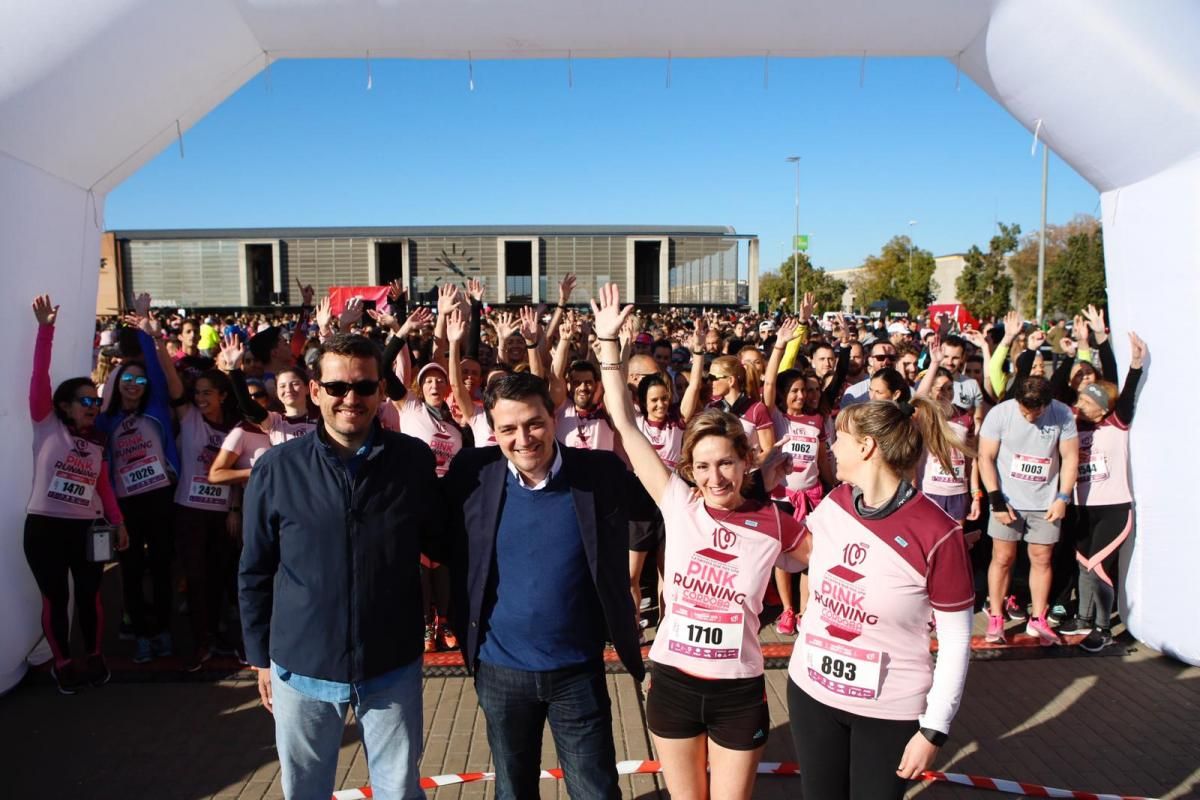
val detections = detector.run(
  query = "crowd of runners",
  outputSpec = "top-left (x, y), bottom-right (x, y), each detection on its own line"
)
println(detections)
top-left (24, 274), bottom-right (1146, 799)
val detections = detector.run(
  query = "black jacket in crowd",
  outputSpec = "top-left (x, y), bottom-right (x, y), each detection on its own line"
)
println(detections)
top-left (441, 445), bottom-right (648, 681)
top-left (239, 420), bottom-right (446, 683)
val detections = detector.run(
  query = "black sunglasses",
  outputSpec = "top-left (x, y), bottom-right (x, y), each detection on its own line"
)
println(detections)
top-left (318, 379), bottom-right (380, 398)
top-left (871, 354), bottom-right (897, 362)
top-left (705, 373), bottom-right (729, 381)
top-left (249, 391), bottom-right (268, 400)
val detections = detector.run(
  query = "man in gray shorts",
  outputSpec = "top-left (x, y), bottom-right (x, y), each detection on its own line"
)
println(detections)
top-left (978, 375), bottom-right (1078, 645)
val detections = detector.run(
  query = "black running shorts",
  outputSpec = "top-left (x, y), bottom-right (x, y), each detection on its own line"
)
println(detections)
top-left (645, 661), bottom-right (769, 750)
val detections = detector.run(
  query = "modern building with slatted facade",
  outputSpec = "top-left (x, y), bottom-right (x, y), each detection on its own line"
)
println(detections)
top-left (101, 225), bottom-right (760, 311)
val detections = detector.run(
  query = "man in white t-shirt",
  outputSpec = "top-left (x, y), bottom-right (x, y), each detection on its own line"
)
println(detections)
top-left (941, 335), bottom-right (984, 428)
top-left (977, 375), bottom-right (1078, 646)
top-left (552, 360), bottom-right (618, 452)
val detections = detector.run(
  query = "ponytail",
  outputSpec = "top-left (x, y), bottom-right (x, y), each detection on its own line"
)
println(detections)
top-left (836, 396), bottom-right (972, 477)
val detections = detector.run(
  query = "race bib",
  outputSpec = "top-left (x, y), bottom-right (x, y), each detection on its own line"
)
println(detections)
top-left (1078, 453), bottom-right (1109, 483)
top-left (119, 456), bottom-right (168, 494)
top-left (931, 452), bottom-right (966, 484)
top-left (187, 477), bottom-right (230, 507)
top-left (785, 435), bottom-right (818, 464)
top-left (1009, 453), bottom-right (1051, 483)
top-left (804, 633), bottom-right (883, 700)
top-left (48, 471), bottom-right (96, 507)
top-left (665, 603), bottom-right (744, 661)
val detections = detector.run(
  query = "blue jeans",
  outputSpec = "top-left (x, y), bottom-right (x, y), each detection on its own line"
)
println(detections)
top-left (474, 660), bottom-right (620, 800)
top-left (271, 658), bottom-right (425, 800)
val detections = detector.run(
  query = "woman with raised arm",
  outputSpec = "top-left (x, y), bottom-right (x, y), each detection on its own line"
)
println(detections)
top-left (98, 297), bottom-right (181, 664)
top-left (26, 295), bottom-right (128, 693)
top-left (786, 394), bottom-right (974, 800)
top-left (172, 360), bottom-right (242, 671)
top-left (592, 284), bottom-right (809, 800)
top-left (763, 316), bottom-right (835, 636)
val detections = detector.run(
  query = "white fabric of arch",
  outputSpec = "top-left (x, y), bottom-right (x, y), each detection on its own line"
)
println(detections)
top-left (1, 0), bottom-right (1198, 690)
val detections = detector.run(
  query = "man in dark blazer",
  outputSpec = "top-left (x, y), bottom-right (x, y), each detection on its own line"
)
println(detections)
top-left (442, 372), bottom-right (645, 800)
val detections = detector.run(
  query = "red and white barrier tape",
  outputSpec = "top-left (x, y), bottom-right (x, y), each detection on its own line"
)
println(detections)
top-left (331, 760), bottom-right (1158, 799)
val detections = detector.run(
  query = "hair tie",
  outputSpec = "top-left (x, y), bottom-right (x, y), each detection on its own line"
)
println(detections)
top-left (897, 400), bottom-right (917, 419)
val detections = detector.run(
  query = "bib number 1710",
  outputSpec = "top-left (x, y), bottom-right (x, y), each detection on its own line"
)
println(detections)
top-left (686, 624), bottom-right (723, 645)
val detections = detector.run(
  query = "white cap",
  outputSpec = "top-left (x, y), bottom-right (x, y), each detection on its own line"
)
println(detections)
top-left (99, 330), bottom-right (116, 346)
top-left (887, 322), bottom-right (909, 335)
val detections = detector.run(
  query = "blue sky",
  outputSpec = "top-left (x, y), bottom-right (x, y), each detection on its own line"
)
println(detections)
top-left (107, 56), bottom-right (1099, 274)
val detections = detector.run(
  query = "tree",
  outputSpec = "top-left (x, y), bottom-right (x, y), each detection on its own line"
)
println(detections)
top-left (1007, 214), bottom-right (1101, 316)
top-left (849, 236), bottom-right (937, 313)
top-left (758, 252), bottom-right (847, 314)
top-left (1044, 226), bottom-right (1107, 316)
top-left (956, 223), bottom-right (1019, 321)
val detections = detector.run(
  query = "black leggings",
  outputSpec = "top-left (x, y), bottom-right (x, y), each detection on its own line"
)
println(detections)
top-left (787, 679), bottom-right (917, 800)
top-left (421, 563), bottom-right (451, 626)
top-left (1075, 503), bottom-right (1132, 629)
top-left (118, 487), bottom-right (175, 637)
top-left (23, 514), bottom-right (105, 666)
top-left (175, 504), bottom-right (235, 651)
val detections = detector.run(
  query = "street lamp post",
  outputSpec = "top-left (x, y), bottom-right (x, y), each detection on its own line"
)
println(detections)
top-left (786, 156), bottom-right (801, 313)
top-left (907, 219), bottom-right (918, 273)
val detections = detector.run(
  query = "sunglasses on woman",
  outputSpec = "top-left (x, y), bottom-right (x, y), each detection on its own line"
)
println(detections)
top-left (120, 374), bottom-right (149, 385)
top-left (74, 396), bottom-right (102, 408)
top-left (317, 379), bottom-right (380, 398)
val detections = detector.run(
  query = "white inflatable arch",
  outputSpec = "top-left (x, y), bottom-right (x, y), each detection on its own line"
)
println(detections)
top-left (2, 0), bottom-right (1198, 690)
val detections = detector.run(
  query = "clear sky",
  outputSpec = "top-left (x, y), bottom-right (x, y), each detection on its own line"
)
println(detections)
top-left (106, 56), bottom-right (1099, 276)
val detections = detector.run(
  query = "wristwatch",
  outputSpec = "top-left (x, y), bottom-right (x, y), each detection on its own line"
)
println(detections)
top-left (1055, 491), bottom-right (1072, 504)
top-left (919, 727), bottom-right (948, 747)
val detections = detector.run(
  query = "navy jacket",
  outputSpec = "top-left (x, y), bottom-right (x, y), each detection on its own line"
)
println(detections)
top-left (442, 445), bottom-right (646, 680)
top-left (239, 421), bottom-right (446, 682)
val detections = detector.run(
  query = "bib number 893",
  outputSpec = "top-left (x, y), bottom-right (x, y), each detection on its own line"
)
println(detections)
top-left (820, 655), bottom-right (857, 681)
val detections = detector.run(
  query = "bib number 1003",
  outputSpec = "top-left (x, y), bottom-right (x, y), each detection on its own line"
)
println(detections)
top-left (819, 655), bottom-right (856, 681)
top-left (685, 624), bottom-right (723, 645)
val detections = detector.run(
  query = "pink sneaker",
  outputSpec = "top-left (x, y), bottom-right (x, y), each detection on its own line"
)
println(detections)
top-left (984, 614), bottom-right (1006, 644)
top-left (775, 608), bottom-right (797, 636)
top-left (1026, 615), bottom-right (1061, 646)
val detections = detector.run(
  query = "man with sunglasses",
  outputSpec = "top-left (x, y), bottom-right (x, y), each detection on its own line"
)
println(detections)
top-left (840, 340), bottom-right (899, 407)
top-left (240, 333), bottom-right (445, 800)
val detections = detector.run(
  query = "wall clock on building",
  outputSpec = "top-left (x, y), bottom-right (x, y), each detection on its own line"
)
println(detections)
top-left (435, 243), bottom-right (474, 277)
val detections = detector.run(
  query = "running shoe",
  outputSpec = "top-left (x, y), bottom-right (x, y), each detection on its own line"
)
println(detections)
top-left (775, 608), bottom-right (798, 636)
top-left (439, 625), bottom-right (459, 650)
top-left (133, 637), bottom-right (153, 664)
top-left (984, 614), bottom-right (1006, 644)
top-left (423, 625), bottom-right (437, 653)
top-left (639, 596), bottom-right (652, 611)
top-left (1079, 628), bottom-right (1114, 653)
top-left (50, 662), bottom-right (82, 695)
top-left (150, 631), bottom-right (173, 658)
top-left (1056, 616), bottom-right (1094, 636)
top-left (1047, 604), bottom-right (1067, 626)
top-left (1025, 615), bottom-right (1061, 646)
top-left (85, 655), bottom-right (111, 688)
top-left (1004, 595), bottom-right (1028, 622)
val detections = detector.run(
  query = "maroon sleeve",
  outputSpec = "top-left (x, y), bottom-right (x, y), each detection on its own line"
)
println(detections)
top-left (750, 402), bottom-right (772, 430)
top-left (780, 513), bottom-right (808, 552)
top-left (926, 528), bottom-right (974, 611)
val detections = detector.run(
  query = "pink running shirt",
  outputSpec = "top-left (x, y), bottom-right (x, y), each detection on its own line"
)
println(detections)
top-left (1075, 415), bottom-right (1132, 506)
top-left (789, 485), bottom-right (973, 721)
top-left (636, 414), bottom-right (684, 468)
top-left (651, 474), bottom-right (807, 679)
top-left (397, 397), bottom-right (463, 478)
top-left (220, 422), bottom-right (273, 470)
top-left (917, 417), bottom-right (971, 497)
top-left (110, 414), bottom-right (173, 498)
top-left (174, 410), bottom-right (233, 511)
top-left (555, 403), bottom-right (617, 452)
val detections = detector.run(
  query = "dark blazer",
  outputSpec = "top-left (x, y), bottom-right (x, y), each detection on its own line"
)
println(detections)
top-left (442, 445), bottom-right (646, 680)
top-left (240, 421), bottom-right (446, 683)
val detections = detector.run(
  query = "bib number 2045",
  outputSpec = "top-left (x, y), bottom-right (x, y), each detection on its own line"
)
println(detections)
top-left (819, 655), bottom-right (856, 681)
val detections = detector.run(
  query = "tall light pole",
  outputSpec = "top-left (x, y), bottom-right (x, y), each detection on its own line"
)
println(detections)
top-left (786, 156), bottom-right (801, 312)
top-left (1036, 144), bottom-right (1048, 325)
top-left (907, 219), bottom-right (918, 273)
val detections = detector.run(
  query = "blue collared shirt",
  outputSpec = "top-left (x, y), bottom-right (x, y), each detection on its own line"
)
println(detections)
top-left (505, 444), bottom-right (563, 491)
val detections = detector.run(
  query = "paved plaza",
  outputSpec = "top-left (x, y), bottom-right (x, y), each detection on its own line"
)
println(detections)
top-left (3, 627), bottom-right (1198, 799)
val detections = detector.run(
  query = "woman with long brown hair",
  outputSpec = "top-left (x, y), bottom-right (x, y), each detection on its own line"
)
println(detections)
top-left (787, 397), bottom-right (974, 800)
top-left (593, 284), bottom-right (808, 800)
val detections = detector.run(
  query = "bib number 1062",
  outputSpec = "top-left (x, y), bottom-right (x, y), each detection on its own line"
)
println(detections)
top-left (819, 655), bottom-right (856, 681)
